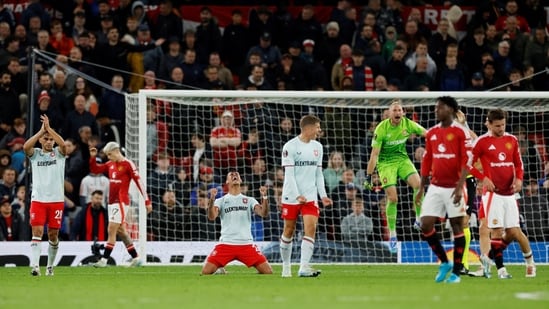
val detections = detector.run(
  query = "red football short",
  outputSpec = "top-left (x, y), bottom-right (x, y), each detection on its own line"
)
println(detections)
top-left (281, 200), bottom-right (319, 220)
top-left (30, 201), bottom-right (65, 229)
top-left (207, 244), bottom-right (268, 267)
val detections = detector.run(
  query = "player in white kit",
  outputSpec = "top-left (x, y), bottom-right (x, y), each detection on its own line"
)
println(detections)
top-left (23, 115), bottom-right (66, 276)
top-left (279, 115), bottom-right (332, 278)
top-left (202, 171), bottom-right (272, 275)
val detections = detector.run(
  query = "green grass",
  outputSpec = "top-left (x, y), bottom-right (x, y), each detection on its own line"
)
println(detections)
top-left (0, 265), bottom-right (547, 309)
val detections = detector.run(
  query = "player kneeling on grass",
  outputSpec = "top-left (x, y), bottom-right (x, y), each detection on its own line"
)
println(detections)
top-left (202, 171), bottom-right (272, 275)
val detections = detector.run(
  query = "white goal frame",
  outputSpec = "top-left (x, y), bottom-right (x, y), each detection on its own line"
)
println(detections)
top-left (132, 90), bottom-right (549, 264)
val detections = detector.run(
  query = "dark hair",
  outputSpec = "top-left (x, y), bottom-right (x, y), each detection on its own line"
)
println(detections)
top-left (437, 96), bottom-right (459, 112)
top-left (486, 108), bottom-right (508, 123)
top-left (91, 190), bottom-right (103, 196)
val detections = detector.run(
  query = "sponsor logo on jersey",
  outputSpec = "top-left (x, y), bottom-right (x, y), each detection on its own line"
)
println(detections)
top-left (430, 135), bottom-right (437, 141)
top-left (498, 152), bottom-right (507, 161)
top-left (37, 159), bottom-right (57, 166)
top-left (489, 144), bottom-right (496, 150)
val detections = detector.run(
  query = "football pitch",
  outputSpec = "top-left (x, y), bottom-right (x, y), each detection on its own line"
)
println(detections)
top-left (1, 265), bottom-right (547, 309)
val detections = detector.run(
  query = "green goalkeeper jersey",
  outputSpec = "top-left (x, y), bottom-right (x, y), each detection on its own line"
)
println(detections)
top-left (371, 117), bottom-right (425, 165)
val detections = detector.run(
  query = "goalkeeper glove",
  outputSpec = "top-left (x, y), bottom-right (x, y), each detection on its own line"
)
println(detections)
top-left (363, 175), bottom-right (373, 191)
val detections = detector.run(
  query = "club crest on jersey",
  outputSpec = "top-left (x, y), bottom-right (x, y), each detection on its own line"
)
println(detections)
top-left (492, 219), bottom-right (498, 225)
top-left (498, 152), bottom-right (507, 161)
top-left (242, 198), bottom-right (248, 204)
top-left (446, 133), bottom-right (455, 141)
top-left (505, 142), bottom-right (512, 150)
top-left (314, 149), bottom-right (319, 157)
top-left (402, 130), bottom-right (408, 136)
top-left (50, 152), bottom-right (55, 157)
top-left (118, 166), bottom-right (124, 171)
top-left (383, 177), bottom-right (388, 183)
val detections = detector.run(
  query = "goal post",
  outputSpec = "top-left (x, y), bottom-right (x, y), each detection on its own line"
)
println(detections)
top-left (127, 90), bottom-right (549, 265)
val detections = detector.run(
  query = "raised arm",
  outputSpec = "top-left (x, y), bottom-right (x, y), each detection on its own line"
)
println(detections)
top-left (23, 120), bottom-right (45, 157)
top-left (254, 186), bottom-right (269, 218)
top-left (207, 188), bottom-right (219, 221)
top-left (42, 115), bottom-right (66, 155)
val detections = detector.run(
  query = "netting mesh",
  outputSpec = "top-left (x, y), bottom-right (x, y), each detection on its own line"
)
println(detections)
top-left (126, 90), bottom-right (549, 263)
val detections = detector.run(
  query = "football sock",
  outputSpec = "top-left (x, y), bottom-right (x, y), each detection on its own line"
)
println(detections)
top-left (523, 250), bottom-right (534, 265)
top-left (462, 227), bottom-right (471, 270)
top-left (490, 239), bottom-right (505, 269)
top-left (422, 229), bottom-right (448, 263)
top-left (300, 236), bottom-right (315, 270)
top-left (412, 188), bottom-right (422, 220)
top-left (279, 235), bottom-right (293, 266)
top-left (452, 233), bottom-right (465, 275)
top-left (47, 240), bottom-right (59, 268)
top-left (103, 242), bottom-right (115, 259)
top-left (386, 201), bottom-right (398, 234)
top-left (30, 236), bottom-right (41, 267)
top-left (126, 243), bottom-right (138, 258)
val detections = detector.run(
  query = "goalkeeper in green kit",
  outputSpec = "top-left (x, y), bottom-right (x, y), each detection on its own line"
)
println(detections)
top-left (364, 99), bottom-right (426, 253)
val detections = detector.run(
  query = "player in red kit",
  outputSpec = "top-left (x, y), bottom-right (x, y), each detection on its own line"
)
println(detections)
top-left (469, 109), bottom-right (536, 278)
top-left (416, 96), bottom-right (471, 284)
top-left (89, 142), bottom-right (152, 267)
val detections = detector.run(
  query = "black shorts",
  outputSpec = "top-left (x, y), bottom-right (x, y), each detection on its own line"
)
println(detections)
top-left (465, 177), bottom-right (477, 216)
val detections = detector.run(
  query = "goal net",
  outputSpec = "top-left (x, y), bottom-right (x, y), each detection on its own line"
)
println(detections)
top-left (126, 90), bottom-right (549, 264)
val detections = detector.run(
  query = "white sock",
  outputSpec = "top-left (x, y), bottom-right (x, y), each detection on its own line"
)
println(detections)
top-left (390, 230), bottom-right (397, 238)
top-left (47, 240), bottom-right (59, 267)
top-left (30, 237), bottom-right (41, 267)
top-left (279, 235), bottom-right (293, 267)
top-left (523, 251), bottom-right (535, 265)
top-left (299, 236), bottom-right (315, 270)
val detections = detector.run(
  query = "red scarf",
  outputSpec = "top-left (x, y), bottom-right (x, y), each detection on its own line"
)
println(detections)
top-left (344, 65), bottom-right (374, 91)
top-left (85, 206), bottom-right (106, 241)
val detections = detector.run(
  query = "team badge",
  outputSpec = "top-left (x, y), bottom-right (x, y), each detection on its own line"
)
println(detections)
top-left (314, 149), bottom-right (319, 156)
top-left (50, 152), bottom-right (55, 157)
top-left (492, 219), bottom-right (498, 225)
top-left (283, 150), bottom-right (288, 157)
top-left (446, 133), bottom-right (454, 141)
top-left (383, 177), bottom-right (388, 183)
top-left (505, 142), bottom-right (512, 150)
top-left (118, 166), bottom-right (124, 171)
top-left (402, 130), bottom-right (408, 136)
top-left (242, 198), bottom-right (248, 204)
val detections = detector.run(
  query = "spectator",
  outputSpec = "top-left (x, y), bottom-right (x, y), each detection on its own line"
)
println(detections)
top-left (207, 52), bottom-right (234, 89)
top-left (195, 6), bottom-right (221, 65)
top-left (186, 186), bottom-right (218, 241)
top-left (180, 49), bottom-right (204, 88)
top-left (515, 126), bottom-right (542, 181)
top-left (97, 74), bottom-right (126, 145)
top-left (0, 197), bottom-right (28, 241)
top-left (495, 0), bottom-right (530, 33)
top-left (0, 167), bottom-right (17, 202)
top-left (131, 1), bottom-right (150, 28)
top-left (323, 150), bottom-right (347, 194)
top-left (49, 19), bottom-right (74, 56)
top-left (523, 26), bottom-right (549, 91)
top-left (403, 55), bottom-right (434, 91)
top-left (341, 197), bottom-right (374, 242)
top-left (238, 129), bottom-right (264, 174)
top-left (147, 152), bottom-right (178, 207)
top-left (243, 65), bottom-right (273, 90)
top-left (292, 4), bottom-right (323, 45)
top-left (381, 25), bottom-right (398, 62)
top-left (331, 44), bottom-right (352, 90)
top-left (238, 51), bottom-right (263, 86)
top-left (428, 17), bottom-right (458, 67)
top-left (275, 53), bottom-right (306, 90)
top-left (188, 133), bottom-right (213, 184)
top-left (168, 167), bottom-right (192, 208)
top-left (150, 189), bottom-right (185, 241)
top-left (320, 21), bottom-right (345, 85)
top-left (0, 149), bottom-right (10, 176)
top-left (63, 94), bottom-right (98, 141)
top-left (157, 37), bottom-right (183, 82)
top-left (0, 70), bottom-right (20, 134)
top-left (71, 190), bottom-right (108, 241)
top-left (482, 60), bottom-right (503, 90)
top-left (246, 32), bottom-right (282, 78)
top-left (344, 48), bottom-right (374, 91)
top-left (10, 185), bottom-right (26, 222)
top-left (189, 166), bottom-right (223, 209)
top-left (153, 0), bottom-right (183, 42)
top-left (375, 75), bottom-right (388, 91)
top-left (7, 137), bottom-right (25, 175)
top-left (221, 9), bottom-right (251, 74)
top-left (466, 72), bottom-right (486, 91)
top-left (64, 138), bottom-right (86, 205)
top-left (210, 110), bottom-right (242, 176)
top-left (146, 102), bottom-right (169, 165)
top-left (437, 56), bottom-right (466, 91)
top-left (338, 7), bottom-right (357, 46)
top-left (405, 40), bottom-right (437, 79)
top-left (382, 44), bottom-right (410, 84)
top-left (79, 163), bottom-right (110, 208)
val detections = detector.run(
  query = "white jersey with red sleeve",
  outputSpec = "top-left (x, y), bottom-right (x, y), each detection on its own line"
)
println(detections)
top-left (421, 121), bottom-right (472, 188)
top-left (281, 136), bottom-right (327, 204)
top-left (472, 132), bottom-right (523, 196)
top-left (28, 147), bottom-right (65, 202)
top-left (89, 157), bottom-right (149, 205)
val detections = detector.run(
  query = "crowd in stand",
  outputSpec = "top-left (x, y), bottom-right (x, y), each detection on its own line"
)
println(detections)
top-left (1, 0), bottom-right (549, 243)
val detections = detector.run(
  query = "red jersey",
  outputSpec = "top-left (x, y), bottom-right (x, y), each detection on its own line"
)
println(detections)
top-left (470, 132), bottom-right (523, 196)
top-left (89, 157), bottom-right (149, 205)
top-left (421, 121), bottom-right (472, 188)
top-left (210, 126), bottom-right (241, 167)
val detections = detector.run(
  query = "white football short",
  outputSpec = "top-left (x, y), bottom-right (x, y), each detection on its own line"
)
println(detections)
top-left (420, 184), bottom-right (467, 219)
top-left (107, 202), bottom-right (129, 224)
top-left (482, 192), bottom-right (520, 229)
